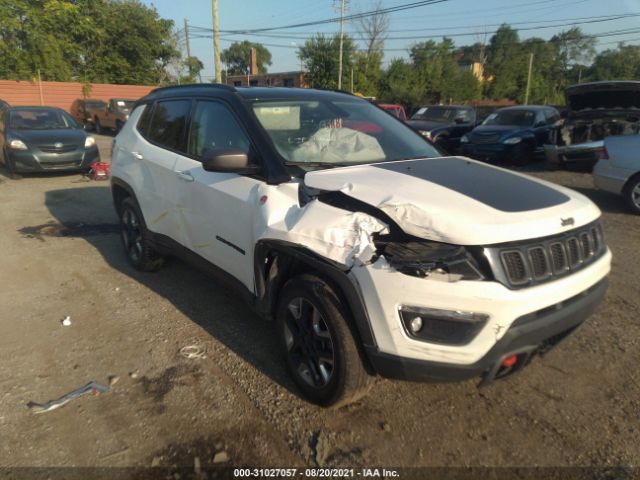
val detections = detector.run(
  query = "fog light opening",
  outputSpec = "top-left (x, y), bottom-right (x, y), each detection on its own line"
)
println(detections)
top-left (409, 316), bottom-right (423, 333)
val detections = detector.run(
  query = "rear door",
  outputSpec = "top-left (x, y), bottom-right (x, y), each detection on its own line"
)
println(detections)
top-left (133, 99), bottom-right (192, 244)
top-left (172, 99), bottom-right (262, 290)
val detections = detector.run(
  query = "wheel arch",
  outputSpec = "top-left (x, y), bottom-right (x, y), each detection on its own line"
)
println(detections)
top-left (110, 177), bottom-right (138, 217)
top-left (254, 240), bottom-right (378, 361)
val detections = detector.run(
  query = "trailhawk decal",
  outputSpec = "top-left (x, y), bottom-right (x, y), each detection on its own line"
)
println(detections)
top-left (374, 158), bottom-right (570, 212)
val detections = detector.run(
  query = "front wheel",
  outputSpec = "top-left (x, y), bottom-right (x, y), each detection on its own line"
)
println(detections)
top-left (119, 197), bottom-right (165, 271)
top-left (276, 274), bottom-right (373, 408)
top-left (623, 175), bottom-right (640, 214)
top-left (511, 143), bottom-right (533, 166)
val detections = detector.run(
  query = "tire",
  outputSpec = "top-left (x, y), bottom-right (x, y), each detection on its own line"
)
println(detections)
top-left (115, 120), bottom-right (123, 133)
top-left (432, 134), bottom-right (449, 154)
top-left (511, 142), bottom-right (533, 166)
top-left (119, 197), bottom-right (165, 271)
top-left (623, 174), bottom-right (640, 214)
top-left (276, 274), bottom-right (373, 408)
top-left (95, 118), bottom-right (102, 135)
top-left (3, 149), bottom-right (15, 174)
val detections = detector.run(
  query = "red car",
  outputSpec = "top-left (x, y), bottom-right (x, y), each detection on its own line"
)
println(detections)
top-left (378, 103), bottom-right (407, 121)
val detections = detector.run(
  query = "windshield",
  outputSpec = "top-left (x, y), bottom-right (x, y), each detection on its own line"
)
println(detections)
top-left (85, 101), bottom-right (106, 110)
top-left (252, 97), bottom-right (440, 169)
top-left (9, 109), bottom-right (78, 130)
top-left (411, 106), bottom-right (459, 122)
top-left (114, 100), bottom-right (135, 112)
top-left (483, 109), bottom-right (535, 127)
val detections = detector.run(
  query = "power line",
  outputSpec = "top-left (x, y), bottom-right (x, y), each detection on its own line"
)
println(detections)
top-left (194, 12), bottom-right (640, 38)
top-left (215, 0), bottom-right (449, 34)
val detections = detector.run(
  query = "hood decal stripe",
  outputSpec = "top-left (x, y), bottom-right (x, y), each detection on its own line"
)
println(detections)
top-left (374, 158), bottom-right (570, 212)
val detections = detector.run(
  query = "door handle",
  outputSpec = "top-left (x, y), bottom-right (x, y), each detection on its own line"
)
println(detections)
top-left (131, 151), bottom-right (143, 160)
top-left (175, 170), bottom-right (194, 182)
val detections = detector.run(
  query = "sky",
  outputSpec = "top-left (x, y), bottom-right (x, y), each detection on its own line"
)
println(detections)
top-left (143, 0), bottom-right (640, 81)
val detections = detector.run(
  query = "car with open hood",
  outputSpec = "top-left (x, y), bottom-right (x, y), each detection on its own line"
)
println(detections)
top-left (544, 81), bottom-right (640, 168)
top-left (406, 105), bottom-right (476, 152)
top-left (461, 105), bottom-right (561, 164)
top-left (0, 106), bottom-right (100, 174)
top-left (110, 85), bottom-right (610, 407)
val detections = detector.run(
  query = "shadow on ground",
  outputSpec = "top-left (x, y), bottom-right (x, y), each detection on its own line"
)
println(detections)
top-left (21, 184), bottom-right (299, 400)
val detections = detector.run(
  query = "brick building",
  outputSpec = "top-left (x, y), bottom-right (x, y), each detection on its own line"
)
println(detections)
top-left (226, 71), bottom-right (307, 88)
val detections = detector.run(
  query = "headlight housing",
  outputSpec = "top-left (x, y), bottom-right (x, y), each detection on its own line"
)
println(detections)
top-left (9, 139), bottom-right (28, 150)
top-left (84, 136), bottom-right (96, 148)
top-left (418, 130), bottom-right (431, 139)
top-left (460, 134), bottom-right (469, 143)
top-left (377, 240), bottom-right (488, 281)
top-left (503, 136), bottom-right (522, 145)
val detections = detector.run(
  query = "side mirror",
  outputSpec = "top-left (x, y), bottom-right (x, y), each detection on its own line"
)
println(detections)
top-left (202, 148), bottom-right (260, 174)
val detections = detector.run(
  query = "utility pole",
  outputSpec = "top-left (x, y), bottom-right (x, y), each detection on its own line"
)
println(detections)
top-left (524, 52), bottom-right (534, 105)
top-left (212, 0), bottom-right (221, 83)
top-left (350, 67), bottom-right (354, 93)
top-left (337, 0), bottom-right (345, 90)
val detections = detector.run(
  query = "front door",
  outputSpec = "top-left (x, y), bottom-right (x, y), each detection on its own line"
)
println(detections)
top-left (173, 99), bottom-right (262, 291)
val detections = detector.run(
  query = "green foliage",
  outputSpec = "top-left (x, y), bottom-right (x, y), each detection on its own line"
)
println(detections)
top-left (221, 41), bottom-right (272, 75)
top-left (0, 0), bottom-right (179, 85)
top-left (590, 45), bottom-right (640, 80)
top-left (180, 56), bottom-right (204, 84)
top-left (298, 34), bottom-right (355, 90)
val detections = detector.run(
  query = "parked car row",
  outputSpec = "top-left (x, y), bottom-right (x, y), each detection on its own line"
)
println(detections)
top-left (0, 104), bottom-right (100, 173)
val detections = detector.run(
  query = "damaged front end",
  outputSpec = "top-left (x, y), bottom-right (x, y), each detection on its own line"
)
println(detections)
top-left (546, 81), bottom-right (640, 167)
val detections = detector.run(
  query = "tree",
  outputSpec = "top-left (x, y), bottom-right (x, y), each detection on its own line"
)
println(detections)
top-left (221, 41), bottom-right (272, 75)
top-left (298, 34), bottom-right (355, 90)
top-left (551, 28), bottom-right (596, 78)
top-left (0, 0), bottom-right (180, 85)
top-left (485, 24), bottom-right (527, 100)
top-left (590, 44), bottom-right (640, 80)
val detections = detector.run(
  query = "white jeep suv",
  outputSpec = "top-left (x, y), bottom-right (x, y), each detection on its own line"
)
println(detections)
top-left (110, 85), bottom-right (611, 407)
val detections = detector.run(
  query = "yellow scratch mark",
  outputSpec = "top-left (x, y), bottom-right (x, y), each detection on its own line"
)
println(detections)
top-left (151, 211), bottom-right (169, 225)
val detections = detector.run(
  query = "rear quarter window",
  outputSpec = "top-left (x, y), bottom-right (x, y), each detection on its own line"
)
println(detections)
top-left (145, 100), bottom-right (191, 153)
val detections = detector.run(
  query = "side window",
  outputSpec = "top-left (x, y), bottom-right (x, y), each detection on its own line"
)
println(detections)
top-left (147, 100), bottom-right (191, 152)
top-left (137, 103), bottom-right (154, 136)
top-left (535, 110), bottom-right (546, 126)
top-left (189, 100), bottom-right (253, 160)
top-left (545, 109), bottom-right (560, 125)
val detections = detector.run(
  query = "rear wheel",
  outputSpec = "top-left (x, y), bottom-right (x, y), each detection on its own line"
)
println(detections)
top-left (115, 120), bottom-right (123, 133)
top-left (623, 175), bottom-right (640, 214)
top-left (276, 274), bottom-right (373, 408)
top-left (119, 197), bottom-right (165, 271)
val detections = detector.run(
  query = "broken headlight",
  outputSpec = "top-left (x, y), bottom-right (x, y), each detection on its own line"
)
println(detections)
top-left (379, 241), bottom-right (487, 281)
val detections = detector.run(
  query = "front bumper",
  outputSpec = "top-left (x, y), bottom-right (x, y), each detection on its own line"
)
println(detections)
top-left (7, 147), bottom-right (100, 173)
top-left (350, 248), bottom-right (611, 382)
top-left (461, 143), bottom-right (511, 161)
top-left (544, 141), bottom-right (603, 166)
top-left (366, 277), bottom-right (608, 383)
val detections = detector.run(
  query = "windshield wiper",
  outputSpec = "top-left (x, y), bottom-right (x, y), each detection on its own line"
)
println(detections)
top-left (284, 161), bottom-right (351, 168)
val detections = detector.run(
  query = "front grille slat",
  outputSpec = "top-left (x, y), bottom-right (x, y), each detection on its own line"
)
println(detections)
top-left (39, 145), bottom-right (79, 153)
top-left (494, 221), bottom-right (605, 289)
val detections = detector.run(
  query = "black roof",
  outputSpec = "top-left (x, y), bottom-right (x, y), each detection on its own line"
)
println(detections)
top-left (7, 105), bottom-right (65, 111)
top-left (494, 105), bottom-right (556, 112)
top-left (141, 84), bottom-right (358, 103)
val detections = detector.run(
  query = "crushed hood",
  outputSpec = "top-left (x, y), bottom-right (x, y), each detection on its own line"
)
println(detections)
top-left (304, 157), bottom-right (600, 245)
top-left (566, 81), bottom-right (640, 113)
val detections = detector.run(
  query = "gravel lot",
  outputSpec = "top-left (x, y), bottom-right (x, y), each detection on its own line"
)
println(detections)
top-left (0, 134), bottom-right (638, 474)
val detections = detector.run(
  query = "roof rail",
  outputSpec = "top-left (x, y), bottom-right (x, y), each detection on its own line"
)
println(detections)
top-left (148, 83), bottom-right (237, 95)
